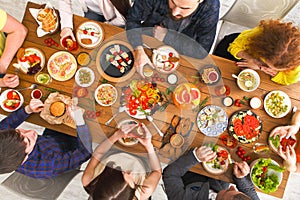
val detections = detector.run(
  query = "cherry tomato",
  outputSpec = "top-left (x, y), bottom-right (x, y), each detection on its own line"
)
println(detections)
top-left (83, 30), bottom-right (88, 34)
top-left (129, 109), bottom-right (137, 116)
top-left (169, 52), bottom-right (173, 57)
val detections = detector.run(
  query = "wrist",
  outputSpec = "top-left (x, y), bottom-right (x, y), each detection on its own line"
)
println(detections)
top-left (145, 144), bottom-right (155, 153)
top-left (24, 105), bottom-right (33, 114)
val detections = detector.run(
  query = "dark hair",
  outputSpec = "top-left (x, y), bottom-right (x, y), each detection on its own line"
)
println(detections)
top-left (247, 19), bottom-right (300, 70)
top-left (87, 165), bottom-right (135, 200)
top-left (0, 129), bottom-right (26, 173)
top-left (232, 193), bottom-right (252, 200)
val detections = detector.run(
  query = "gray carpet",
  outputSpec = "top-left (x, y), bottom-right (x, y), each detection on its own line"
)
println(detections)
top-left (1, 170), bottom-right (80, 200)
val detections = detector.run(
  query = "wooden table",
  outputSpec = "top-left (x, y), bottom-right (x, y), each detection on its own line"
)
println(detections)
top-left (3, 2), bottom-right (300, 198)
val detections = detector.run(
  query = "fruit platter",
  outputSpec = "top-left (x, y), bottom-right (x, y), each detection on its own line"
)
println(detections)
top-left (264, 90), bottom-right (291, 118)
top-left (250, 158), bottom-right (285, 193)
top-left (173, 83), bottom-right (201, 109)
top-left (122, 79), bottom-right (163, 119)
top-left (196, 105), bottom-right (228, 137)
top-left (199, 65), bottom-right (221, 85)
top-left (152, 45), bottom-right (180, 73)
top-left (96, 40), bottom-right (135, 82)
top-left (202, 144), bottom-right (230, 175)
top-left (15, 47), bottom-right (45, 75)
top-left (47, 51), bottom-right (77, 81)
top-left (228, 110), bottom-right (262, 144)
top-left (269, 133), bottom-right (297, 153)
top-left (0, 89), bottom-right (24, 112)
top-left (76, 21), bottom-right (104, 49)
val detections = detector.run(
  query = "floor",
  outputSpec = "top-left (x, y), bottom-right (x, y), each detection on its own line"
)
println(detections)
top-left (0, 0), bottom-right (300, 199)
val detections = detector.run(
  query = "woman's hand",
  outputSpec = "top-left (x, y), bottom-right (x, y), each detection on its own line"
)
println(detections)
top-left (25, 99), bottom-right (44, 114)
top-left (136, 123), bottom-right (153, 151)
top-left (233, 161), bottom-right (250, 178)
top-left (235, 58), bottom-right (263, 70)
top-left (260, 66), bottom-right (278, 76)
top-left (195, 146), bottom-right (216, 162)
top-left (278, 145), bottom-right (297, 172)
top-left (60, 27), bottom-right (76, 45)
top-left (0, 74), bottom-right (19, 88)
top-left (134, 46), bottom-right (154, 78)
top-left (270, 125), bottom-right (299, 140)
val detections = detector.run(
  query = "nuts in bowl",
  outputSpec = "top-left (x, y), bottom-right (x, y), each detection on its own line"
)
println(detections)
top-left (94, 84), bottom-right (117, 106)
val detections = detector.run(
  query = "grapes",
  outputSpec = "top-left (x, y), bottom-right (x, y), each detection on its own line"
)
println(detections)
top-left (27, 63), bottom-right (42, 75)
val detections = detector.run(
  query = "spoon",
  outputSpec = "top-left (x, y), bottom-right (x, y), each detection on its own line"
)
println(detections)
top-left (146, 115), bottom-right (164, 137)
top-left (232, 74), bottom-right (253, 88)
top-left (16, 84), bottom-right (37, 91)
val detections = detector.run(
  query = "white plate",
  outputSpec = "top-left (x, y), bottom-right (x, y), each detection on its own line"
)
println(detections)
top-left (76, 21), bottom-right (104, 49)
top-left (202, 145), bottom-right (229, 175)
top-left (17, 47), bottom-right (45, 75)
top-left (152, 45), bottom-right (179, 74)
top-left (117, 119), bottom-right (139, 146)
top-left (94, 84), bottom-right (117, 106)
top-left (47, 51), bottom-right (77, 81)
top-left (196, 105), bottom-right (228, 137)
top-left (0, 89), bottom-right (24, 112)
top-left (264, 90), bottom-right (291, 118)
top-left (250, 158), bottom-right (283, 193)
top-left (75, 67), bottom-right (95, 87)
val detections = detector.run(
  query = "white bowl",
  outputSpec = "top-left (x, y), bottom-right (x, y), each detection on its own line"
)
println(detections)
top-left (75, 67), bottom-right (95, 88)
top-left (94, 84), bottom-right (117, 106)
top-left (237, 69), bottom-right (260, 92)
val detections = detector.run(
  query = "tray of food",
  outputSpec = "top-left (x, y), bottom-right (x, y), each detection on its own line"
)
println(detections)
top-left (96, 40), bottom-right (135, 82)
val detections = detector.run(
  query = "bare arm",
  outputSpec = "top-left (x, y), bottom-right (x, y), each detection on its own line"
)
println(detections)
top-left (0, 13), bottom-right (27, 73)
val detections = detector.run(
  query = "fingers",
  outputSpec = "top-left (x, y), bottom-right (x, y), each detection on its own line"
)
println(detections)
top-left (278, 146), bottom-right (287, 160)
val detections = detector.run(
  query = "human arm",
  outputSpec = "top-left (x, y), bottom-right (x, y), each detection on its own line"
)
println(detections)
top-left (133, 46), bottom-right (154, 78)
top-left (233, 161), bottom-right (260, 200)
top-left (58, 0), bottom-right (75, 42)
top-left (0, 99), bottom-right (43, 130)
top-left (0, 74), bottom-right (19, 88)
top-left (0, 12), bottom-right (27, 73)
top-left (136, 123), bottom-right (161, 199)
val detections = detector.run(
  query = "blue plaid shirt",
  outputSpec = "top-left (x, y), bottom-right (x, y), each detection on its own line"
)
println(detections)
top-left (126, 0), bottom-right (220, 53)
top-left (0, 107), bottom-right (92, 178)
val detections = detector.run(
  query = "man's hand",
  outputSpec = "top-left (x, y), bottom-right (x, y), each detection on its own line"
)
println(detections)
top-left (0, 74), bottom-right (19, 88)
top-left (270, 125), bottom-right (299, 140)
top-left (153, 25), bottom-right (167, 41)
top-left (195, 146), bottom-right (217, 162)
top-left (233, 161), bottom-right (250, 178)
top-left (134, 46), bottom-right (154, 78)
top-left (25, 99), bottom-right (44, 114)
top-left (60, 27), bottom-right (76, 45)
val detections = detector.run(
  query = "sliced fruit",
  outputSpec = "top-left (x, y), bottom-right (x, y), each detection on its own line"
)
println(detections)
top-left (190, 88), bottom-right (200, 100)
top-left (182, 90), bottom-right (191, 103)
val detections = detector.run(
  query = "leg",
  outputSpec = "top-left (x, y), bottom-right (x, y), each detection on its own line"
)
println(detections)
top-left (213, 33), bottom-right (240, 61)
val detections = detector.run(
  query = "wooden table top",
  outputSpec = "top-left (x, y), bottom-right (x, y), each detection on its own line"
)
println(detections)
top-left (2, 2), bottom-right (300, 198)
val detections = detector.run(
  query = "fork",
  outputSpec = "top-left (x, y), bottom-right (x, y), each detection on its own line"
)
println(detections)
top-left (146, 115), bottom-right (164, 137)
top-left (16, 84), bottom-right (37, 91)
top-left (228, 155), bottom-right (236, 164)
top-left (105, 106), bottom-right (126, 125)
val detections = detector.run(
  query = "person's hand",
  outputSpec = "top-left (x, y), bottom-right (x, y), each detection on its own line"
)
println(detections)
top-left (68, 98), bottom-right (85, 126)
top-left (235, 58), bottom-right (263, 70)
top-left (233, 161), bottom-right (250, 178)
top-left (60, 27), bottom-right (76, 45)
top-left (25, 99), bottom-right (44, 114)
top-left (260, 66), bottom-right (278, 76)
top-left (120, 123), bottom-right (138, 134)
top-left (153, 25), bottom-right (167, 41)
top-left (136, 123), bottom-right (153, 150)
top-left (134, 46), bottom-right (154, 78)
top-left (195, 146), bottom-right (217, 162)
top-left (278, 145), bottom-right (297, 172)
top-left (112, 129), bottom-right (127, 141)
top-left (270, 125), bottom-right (299, 140)
top-left (1, 74), bottom-right (19, 88)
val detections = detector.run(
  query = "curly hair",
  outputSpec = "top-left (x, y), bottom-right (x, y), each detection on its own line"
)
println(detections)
top-left (247, 19), bottom-right (300, 70)
top-left (0, 129), bottom-right (26, 174)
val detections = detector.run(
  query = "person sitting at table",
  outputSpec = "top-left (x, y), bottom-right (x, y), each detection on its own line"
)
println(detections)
top-left (58, 0), bottom-right (133, 43)
top-left (125, 0), bottom-right (220, 77)
top-left (0, 8), bottom-right (27, 75)
top-left (213, 19), bottom-right (300, 85)
top-left (163, 146), bottom-right (260, 200)
top-left (82, 123), bottom-right (162, 200)
top-left (0, 98), bottom-right (92, 178)
top-left (270, 110), bottom-right (300, 173)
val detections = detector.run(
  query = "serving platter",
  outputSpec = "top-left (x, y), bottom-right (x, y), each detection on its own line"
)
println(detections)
top-left (76, 21), bottom-right (104, 49)
top-left (152, 45), bottom-right (180, 74)
top-left (96, 40), bottom-right (135, 82)
top-left (228, 110), bottom-right (262, 144)
top-left (47, 51), bottom-right (77, 81)
top-left (196, 105), bottom-right (228, 137)
top-left (264, 90), bottom-right (291, 118)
